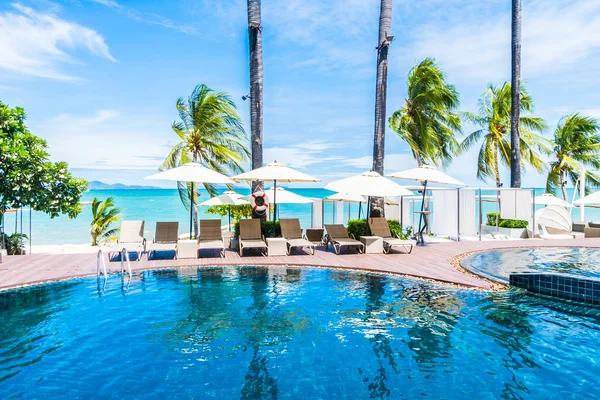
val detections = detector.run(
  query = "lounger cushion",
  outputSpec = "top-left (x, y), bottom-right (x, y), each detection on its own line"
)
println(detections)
top-left (198, 240), bottom-right (224, 250)
top-left (332, 239), bottom-right (363, 247)
top-left (383, 238), bottom-right (416, 247)
top-left (241, 239), bottom-right (268, 249)
top-left (287, 238), bottom-right (314, 248)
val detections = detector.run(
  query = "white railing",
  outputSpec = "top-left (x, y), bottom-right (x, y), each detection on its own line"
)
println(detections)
top-left (97, 248), bottom-right (132, 278)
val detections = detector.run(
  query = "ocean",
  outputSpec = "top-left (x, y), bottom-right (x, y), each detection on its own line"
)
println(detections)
top-left (1, 188), bottom-right (594, 246)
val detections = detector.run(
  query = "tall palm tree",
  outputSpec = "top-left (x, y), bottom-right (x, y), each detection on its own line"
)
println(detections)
top-left (247, 0), bottom-right (263, 195)
top-left (370, 0), bottom-right (393, 217)
top-left (90, 197), bottom-right (120, 246)
top-left (510, 0), bottom-right (523, 187)
top-left (546, 113), bottom-right (600, 200)
top-left (389, 58), bottom-right (461, 167)
top-left (459, 83), bottom-right (551, 187)
top-left (163, 84), bottom-right (249, 238)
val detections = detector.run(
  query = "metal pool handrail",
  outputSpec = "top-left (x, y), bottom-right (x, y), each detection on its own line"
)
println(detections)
top-left (97, 248), bottom-right (132, 278)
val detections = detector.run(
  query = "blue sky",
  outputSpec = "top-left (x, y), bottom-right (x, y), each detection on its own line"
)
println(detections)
top-left (1, 0), bottom-right (600, 189)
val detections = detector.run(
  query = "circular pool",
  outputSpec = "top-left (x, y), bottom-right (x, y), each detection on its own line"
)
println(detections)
top-left (461, 247), bottom-right (600, 283)
top-left (1, 266), bottom-right (600, 399)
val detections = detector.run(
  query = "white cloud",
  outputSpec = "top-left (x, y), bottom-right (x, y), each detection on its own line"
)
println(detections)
top-left (581, 109), bottom-right (600, 119)
top-left (89, 0), bottom-right (197, 34)
top-left (34, 109), bottom-right (170, 171)
top-left (404, 0), bottom-right (600, 81)
top-left (339, 153), bottom-right (418, 172)
top-left (264, 141), bottom-right (343, 170)
top-left (0, 3), bottom-right (115, 81)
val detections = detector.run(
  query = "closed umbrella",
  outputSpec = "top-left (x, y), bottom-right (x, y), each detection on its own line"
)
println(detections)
top-left (233, 162), bottom-right (320, 220)
top-left (200, 191), bottom-right (249, 231)
top-left (390, 165), bottom-right (466, 246)
top-left (144, 163), bottom-right (235, 238)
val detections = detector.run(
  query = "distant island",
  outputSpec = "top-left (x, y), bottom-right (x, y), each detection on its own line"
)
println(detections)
top-left (88, 181), bottom-right (163, 190)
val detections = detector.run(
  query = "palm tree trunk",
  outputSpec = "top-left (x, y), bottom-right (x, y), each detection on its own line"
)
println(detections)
top-left (509, 0), bottom-right (522, 188)
top-left (560, 169), bottom-right (568, 201)
top-left (369, 0), bottom-right (393, 218)
top-left (247, 0), bottom-right (263, 196)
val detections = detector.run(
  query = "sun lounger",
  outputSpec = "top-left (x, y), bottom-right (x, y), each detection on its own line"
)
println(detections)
top-left (148, 222), bottom-right (179, 259)
top-left (305, 228), bottom-right (326, 248)
top-left (324, 224), bottom-right (364, 255)
top-left (280, 218), bottom-right (315, 255)
top-left (368, 217), bottom-right (415, 254)
top-left (109, 220), bottom-right (146, 260)
top-left (198, 219), bottom-right (225, 258)
top-left (239, 219), bottom-right (267, 256)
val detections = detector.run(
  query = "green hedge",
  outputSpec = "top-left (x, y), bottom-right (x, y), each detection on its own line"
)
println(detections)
top-left (486, 212), bottom-right (529, 229)
top-left (346, 219), bottom-right (413, 240)
top-left (234, 220), bottom-right (281, 238)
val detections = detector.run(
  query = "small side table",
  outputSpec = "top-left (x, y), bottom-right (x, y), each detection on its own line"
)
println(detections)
top-left (360, 236), bottom-right (383, 254)
top-left (266, 238), bottom-right (287, 256)
top-left (177, 239), bottom-right (198, 259)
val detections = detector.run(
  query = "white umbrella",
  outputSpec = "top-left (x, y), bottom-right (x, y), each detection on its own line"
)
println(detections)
top-left (243, 187), bottom-right (312, 205)
top-left (389, 165), bottom-right (466, 186)
top-left (144, 163), bottom-right (235, 238)
top-left (535, 193), bottom-right (572, 208)
top-left (326, 192), bottom-right (367, 202)
top-left (574, 189), bottom-right (600, 205)
top-left (389, 165), bottom-right (465, 246)
top-left (200, 191), bottom-right (249, 231)
top-left (324, 171), bottom-right (414, 197)
top-left (233, 162), bottom-right (320, 219)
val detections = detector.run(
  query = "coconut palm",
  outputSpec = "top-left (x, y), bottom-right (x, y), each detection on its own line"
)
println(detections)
top-left (389, 58), bottom-right (461, 168)
top-left (370, 0), bottom-right (393, 217)
top-left (247, 0), bottom-right (264, 194)
top-left (510, 0), bottom-right (523, 188)
top-left (546, 114), bottom-right (600, 200)
top-left (459, 83), bottom-right (551, 187)
top-left (90, 197), bottom-right (120, 246)
top-left (163, 84), bottom-right (249, 238)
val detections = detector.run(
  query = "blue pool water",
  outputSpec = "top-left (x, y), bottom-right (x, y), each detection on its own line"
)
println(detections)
top-left (1, 267), bottom-right (600, 399)
top-left (462, 247), bottom-right (600, 283)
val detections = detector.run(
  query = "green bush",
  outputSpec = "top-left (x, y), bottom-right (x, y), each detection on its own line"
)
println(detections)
top-left (486, 212), bottom-right (528, 229)
top-left (347, 219), bottom-right (413, 240)
top-left (347, 219), bottom-right (369, 238)
top-left (2, 233), bottom-right (28, 255)
top-left (234, 220), bottom-right (281, 238)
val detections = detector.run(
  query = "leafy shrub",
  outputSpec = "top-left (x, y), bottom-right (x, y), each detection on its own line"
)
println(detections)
top-left (234, 220), bottom-right (281, 238)
top-left (347, 219), bottom-right (369, 238)
top-left (347, 219), bottom-right (413, 239)
top-left (2, 233), bottom-right (28, 255)
top-left (486, 212), bottom-right (528, 229)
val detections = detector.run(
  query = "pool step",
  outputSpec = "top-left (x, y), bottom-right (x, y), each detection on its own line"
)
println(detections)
top-left (510, 272), bottom-right (600, 305)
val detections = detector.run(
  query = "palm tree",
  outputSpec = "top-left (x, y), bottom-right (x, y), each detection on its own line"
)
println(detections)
top-left (510, 0), bottom-right (523, 187)
top-left (546, 113), bottom-right (600, 200)
top-left (370, 0), bottom-right (393, 217)
top-left (90, 197), bottom-right (120, 246)
top-left (247, 0), bottom-right (264, 194)
top-left (163, 84), bottom-right (249, 238)
top-left (389, 58), bottom-right (461, 168)
top-left (459, 83), bottom-right (551, 187)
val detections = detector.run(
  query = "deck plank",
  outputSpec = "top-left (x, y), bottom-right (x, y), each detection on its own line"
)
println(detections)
top-left (2, 238), bottom-right (600, 291)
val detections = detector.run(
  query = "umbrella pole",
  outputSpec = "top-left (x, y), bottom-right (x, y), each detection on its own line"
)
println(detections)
top-left (228, 205), bottom-right (231, 231)
top-left (417, 181), bottom-right (428, 246)
top-left (189, 182), bottom-right (194, 239)
top-left (358, 202), bottom-right (362, 219)
top-left (273, 179), bottom-right (277, 221)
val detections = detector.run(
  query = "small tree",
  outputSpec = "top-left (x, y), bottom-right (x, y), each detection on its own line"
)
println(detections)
top-left (0, 102), bottom-right (88, 218)
top-left (90, 197), bottom-right (121, 246)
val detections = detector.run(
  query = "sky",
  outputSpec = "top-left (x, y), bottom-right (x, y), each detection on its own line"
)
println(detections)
top-left (1, 0), bottom-right (600, 189)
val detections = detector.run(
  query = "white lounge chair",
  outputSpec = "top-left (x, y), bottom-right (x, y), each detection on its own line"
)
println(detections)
top-left (533, 205), bottom-right (578, 239)
top-left (368, 217), bottom-right (416, 254)
top-left (148, 222), bottom-right (178, 259)
top-left (324, 224), bottom-right (364, 255)
top-left (198, 219), bottom-right (225, 258)
top-left (239, 219), bottom-right (267, 256)
top-left (108, 220), bottom-right (146, 260)
top-left (280, 218), bottom-right (315, 255)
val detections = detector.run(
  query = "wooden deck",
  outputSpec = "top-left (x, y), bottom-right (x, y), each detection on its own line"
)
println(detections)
top-left (2, 238), bottom-right (600, 291)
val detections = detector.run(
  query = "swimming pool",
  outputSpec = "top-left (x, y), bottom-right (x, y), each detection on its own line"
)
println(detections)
top-left (461, 247), bottom-right (600, 283)
top-left (1, 267), bottom-right (599, 399)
